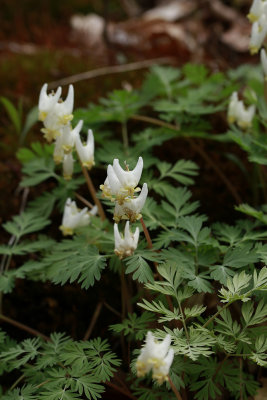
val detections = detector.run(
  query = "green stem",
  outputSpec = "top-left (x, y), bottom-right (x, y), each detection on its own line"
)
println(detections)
top-left (177, 298), bottom-right (190, 343)
top-left (202, 302), bottom-right (231, 329)
top-left (10, 374), bottom-right (25, 391)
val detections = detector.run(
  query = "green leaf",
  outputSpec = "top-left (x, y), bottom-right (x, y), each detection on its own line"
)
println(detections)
top-left (0, 96), bottom-right (21, 134)
top-left (3, 211), bottom-right (50, 239)
top-left (21, 157), bottom-right (58, 187)
top-left (125, 250), bottom-right (155, 283)
top-left (45, 238), bottom-right (106, 289)
top-left (157, 159), bottom-right (198, 185)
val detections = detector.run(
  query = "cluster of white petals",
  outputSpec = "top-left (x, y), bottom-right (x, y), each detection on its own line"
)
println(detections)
top-left (114, 221), bottom-right (139, 259)
top-left (101, 157), bottom-right (147, 223)
top-left (136, 332), bottom-right (174, 385)
top-left (248, 0), bottom-right (267, 54)
top-left (38, 84), bottom-right (95, 180)
top-left (227, 92), bottom-right (255, 129)
top-left (60, 198), bottom-right (98, 236)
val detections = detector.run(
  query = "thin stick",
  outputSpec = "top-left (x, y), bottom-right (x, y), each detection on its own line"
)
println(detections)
top-left (131, 114), bottom-right (241, 204)
top-left (140, 217), bottom-right (153, 249)
top-left (81, 165), bottom-right (106, 221)
top-left (10, 373), bottom-right (25, 391)
top-left (168, 375), bottom-right (183, 400)
top-left (202, 303), bottom-right (230, 329)
top-left (74, 192), bottom-right (94, 209)
top-left (103, 301), bottom-right (121, 318)
top-left (83, 302), bottom-right (103, 341)
top-left (105, 381), bottom-right (137, 400)
top-left (48, 57), bottom-right (176, 89)
top-left (0, 314), bottom-right (50, 341)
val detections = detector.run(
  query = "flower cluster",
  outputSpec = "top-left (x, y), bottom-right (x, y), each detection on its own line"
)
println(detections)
top-left (136, 332), bottom-right (174, 385)
top-left (101, 157), bottom-right (147, 257)
top-left (248, 0), bottom-right (267, 54)
top-left (227, 91), bottom-right (255, 129)
top-left (38, 84), bottom-right (95, 180)
top-left (60, 198), bottom-right (98, 236)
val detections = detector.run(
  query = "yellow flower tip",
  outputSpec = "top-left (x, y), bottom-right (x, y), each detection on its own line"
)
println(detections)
top-left (63, 174), bottom-right (72, 181)
top-left (59, 225), bottom-right (73, 236)
top-left (82, 160), bottom-right (95, 170)
top-left (250, 46), bottom-right (259, 55)
top-left (247, 13), bottom-right (258, 23)
top-left (59, 114), bottom-right (73, 125)
top-left (152, 372), bottom-right (168, 385)
top-left (41, 128), bottom-right (60, 142)
top-left (53, 156), bottom-right (63, 165)
top-left (227, 116), bottom-right (236, 124)
top-left (62, 145), bottom-right (73, 154)
top-left (264, 76), bottom-right (267, 82)
top-left (38, 111), bottom-right (47, 122)
top-left (237, 121), bottom-right (251, 130)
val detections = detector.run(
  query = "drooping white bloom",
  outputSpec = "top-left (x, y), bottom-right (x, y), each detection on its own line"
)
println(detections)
top-left (100, 157), bottom-right (143, 202)
top-left (261, 48), bottom-right (267, 78)
top-left (53, 134), bottom-right (64, 164)
top-left (247, 0), bottom-right (267, 23)
top-left (114, 183), bottom-right (148, 223)
top-left (114, 221), bottom-right (139, 258)
top-left (227, 92), bottom-right (255, 129)
top-left (75, 126), bottom-right (95, 169)
top-left (39, 84), bottom-right (74, 142)
top-left (61, 120), bottom-right (82, 154)
top-left (38, 83), bottom-right (62, 122)
top-left (63, 153), bottom-right (74, 180)
top-left (136, 331), bottom-right (174, 385)
top-left (249, 14), bottom-right (267, 54)
top-left (112, 157), bottom-right (143, 194)
top-left (227, 92), bottom-right (240, 124)
top-left (59, 198), bottom-right (98, 236)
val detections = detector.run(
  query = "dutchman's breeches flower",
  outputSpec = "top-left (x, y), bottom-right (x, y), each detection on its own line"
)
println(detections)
top-left (38, 84), bottom-right (74, 142)
top-left (114, 221), bottom-right (139, 258)
top-left (114, 183), bottom-right (148, 223)
top-left (249, 15), bottom-right (267, 54)
top-left (100, 157), bottom-right (143, 201)
top-left (247, 0), bottom-right (267, 22)
top-left (75, 125), bottom-right (95, 169)
top-left (60, 198), bottom-right (98, 236)
top-left (136, 331), bottom-right (174, 385)
top-left (227, 92), bottom-right (255, 129)
top-left (63, 153), bottom-right (74, 180)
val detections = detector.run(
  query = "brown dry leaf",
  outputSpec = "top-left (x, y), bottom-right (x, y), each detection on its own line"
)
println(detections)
top-left (143, 0), bottom-right (198, 22)
top-left (255, 378), bottom-right (267, 400)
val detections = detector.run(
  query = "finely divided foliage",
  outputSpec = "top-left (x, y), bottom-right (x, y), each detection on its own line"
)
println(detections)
top-left (1, 17), bottom-right (267, 398)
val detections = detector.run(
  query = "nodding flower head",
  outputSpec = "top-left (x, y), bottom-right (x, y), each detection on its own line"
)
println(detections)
top-left (75, 126), bottom-right (95, 170)
top-left (114, 221), bottom-right (139, 259)
top-left (59, 198), bottom-right (97, 236)
top-left (113, 183), bottom-right (148, 223)
top-left (136, 331), bottom-right (174, 385)
top-left (247, 0), bottom-right (267, 23)
top-left (227, 92), bottom-right (255, 130)
top-left (249, 14), bottom-right (267, 54)
top-left (38, 83), bottom-right (62, 121)
top-left (261, 48), bottom-right (267, 78)
top-left (100, 157), bottom-right (143, 201)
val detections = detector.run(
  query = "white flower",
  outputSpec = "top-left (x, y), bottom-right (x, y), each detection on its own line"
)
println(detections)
top-left (63, 153), bottom-right (74, 180)
top-left (114, 183), bottom-right (148, 223)
top-left (249, 15), bottom-right (267, 54)
top-left (227, 92), bottom-right (239, 124)
top-left (227, 92), bottom-right (255, 129)
top-left (100, 157), bottom-right (143, 202)
top-left (112, 157), bottom-right (143, 194)
top-left (247, 0), bottom-right (267, 23)
top-left (75, 125), bottom-right (95, 169)
top-left (136, 331), bottom-right (174, 385)
top-left (114, 221), bottom-right (139, 258)
top-left (61, 120), bottom-right (82, 154)
top-left (39, 84), bottom-right (74, 142)
top-left (53, 134), bottom-right (64, 164)
top-left (59, 198), bottom-right (98, 236)
top-left (261, 48), bottom-right (267, 78)
top-left (38, 83), bottom-right (62, 122)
